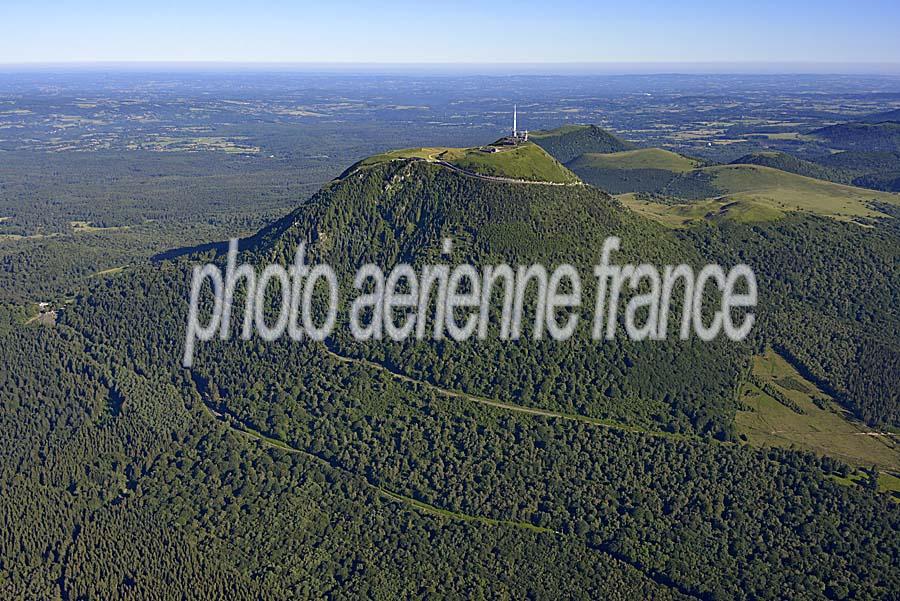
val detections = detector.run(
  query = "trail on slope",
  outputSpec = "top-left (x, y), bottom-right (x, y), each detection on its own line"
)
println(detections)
top-left (321, 345), bottom-right (684, 440)
top-left (202, 385), bottom-right (703, 600)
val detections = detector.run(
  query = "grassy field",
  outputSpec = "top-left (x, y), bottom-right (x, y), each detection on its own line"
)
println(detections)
top-left (705, 164), bottom-right (899, 221)
top-left (619, 193), bottom-right (785, 227)
top-left (569, 148), bottom-right (700, 172)
top-left (354, 142), bottom-right (580, 184)
top-left (453, 143), bottom-right (580, 183)
top-left (736, 348), bottom-right (899, 473)
top-left (612, 157), bottom-right (900, 226)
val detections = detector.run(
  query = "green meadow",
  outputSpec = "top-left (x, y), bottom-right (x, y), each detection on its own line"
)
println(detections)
top-left (736, 348), bottom-right (899, 473)
top-left (352, 142), bottom-right (581, 184)
top-left (569, 148), bottom-right (701, 172)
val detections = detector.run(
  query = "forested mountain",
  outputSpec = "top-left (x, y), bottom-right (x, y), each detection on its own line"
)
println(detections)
top-left (3, 141), bottom-right (899, 599)
top-left (531, 130), bottom-right (899, 428)
top-left (730, 151), bottom-right (852, 184)
top-left (862, 108), bottom-right (900, 122)
top-left (682, 215), bottom-right (900, 426)
top-left (811, 150), bottom-right (900, 192)
top-left (810, 120), bottom-right (900, 152)
top-left (252, 155), bottom-right (900, 428)
top-left (530, 125), bottom-right (635, 163)
top-left (531, 127), bottom-right (900, 430)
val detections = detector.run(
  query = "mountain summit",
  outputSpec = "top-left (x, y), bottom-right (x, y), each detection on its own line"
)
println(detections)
top-left (341, 141), bottom-right (580, 185)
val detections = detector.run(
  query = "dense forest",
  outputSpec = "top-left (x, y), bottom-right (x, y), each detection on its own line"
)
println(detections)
top-left (1, 318), bottom-right (688, 600)
top-left (682, 215), bottom-right (899, 426)
top-left (2, 105), bottom-right (899, 599)
top-left (38, 154), bottom-right (898, 599)
top-left (810, 121), bottom-right (900, 153)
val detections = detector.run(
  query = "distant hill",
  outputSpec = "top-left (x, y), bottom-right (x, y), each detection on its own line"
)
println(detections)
top-left (730, 151), bottom-right (851, 184)
top-left (571, 148), bottom-right (700, 172)
top-left (565, 147), bottom-right (900, 224)
top-left (566, 148), bottom-right (705, 195)
top-left (861, 108), bottom-right (900, 122)
top-left (809, 120), bottom-right (900, 152)
top-left (622, 164), bottom-right (899, 225)
top-left (530, 124), bottom-right (634, 163)
top-left (346, 141), bottom-right (580, 184)
top-left (812, 150), bottom-right (900, 192)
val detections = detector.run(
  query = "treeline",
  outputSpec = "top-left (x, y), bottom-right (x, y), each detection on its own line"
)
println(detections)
top-left (570, 165), bottom-right (720, 200)
top-left (731, 152), bottom-right (854, 185)
top-left (810, 121), bottom-right (900, 153)
top-left (814, 150), bottom-right (900, 192)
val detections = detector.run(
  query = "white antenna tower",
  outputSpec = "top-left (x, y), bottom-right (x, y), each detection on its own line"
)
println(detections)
top-left (513, 104), bottom-right (517, 136)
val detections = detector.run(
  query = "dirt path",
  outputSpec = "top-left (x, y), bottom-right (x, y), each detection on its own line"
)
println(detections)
top-left (431, 160), bottom-right (585, 187)
top-left (202, 379), bottom-right (706, 599)
top-left (202, 399), bottom-right (556, 534)
top-left (321, 346), bottom-right (682, 439)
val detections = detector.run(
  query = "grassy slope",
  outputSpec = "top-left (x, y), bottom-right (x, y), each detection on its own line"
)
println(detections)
top-left (619, 193), bottom-right (784, 228)
top-left (736, 348), bottom-right (899, 471)
top-left (351, 142), bottom-right (580, 184)
top-left (599, 152), bottom-right (900, 226)
top-left (705, 164), bottom-right (899, 220)
top-left (452, 143), bottom-right (580, 183)
top-left (569, 148), bottom-right (700, 173)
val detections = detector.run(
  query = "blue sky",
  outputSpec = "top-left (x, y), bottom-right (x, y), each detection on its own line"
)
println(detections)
top-left (2, 0), bottom-right (899, 66)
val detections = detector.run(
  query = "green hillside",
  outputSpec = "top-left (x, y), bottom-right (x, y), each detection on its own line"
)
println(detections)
top-left (568, 147), bottom-right (900, 223)
top-left (731, 151), bottom-right (851, 183)
top-left (706, 164), bottom-right (899, 220)
top-left (13, 145), bottom-right (897, 600)
top-left (810, 120), bottom-right (900, 152)
top-left (348, 141), bottom-right (580, 184)
top-left (736, 348), bottom-right (899, 471)
top-left (814, 150), bottom-right (900, 192)
top-left (566, 149), bottom-right (706, 195)
top-left (244, 157), bottom-right (740, 436)
top-left (682, 214), bottom-right (899, 429)
top-left (530, 124), bottom-right (634, 163)
top-left (571, 148), bottom-right (701, 172)
top-left (620, 194), bottom-right (785, 227)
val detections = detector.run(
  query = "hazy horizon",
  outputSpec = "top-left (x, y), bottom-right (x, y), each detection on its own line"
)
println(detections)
top-left (2, 61), bottom-right (900, 76)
